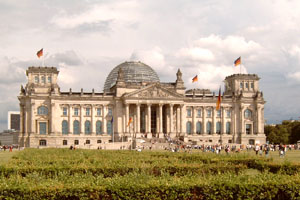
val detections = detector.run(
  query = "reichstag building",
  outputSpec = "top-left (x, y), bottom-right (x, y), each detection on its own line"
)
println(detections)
top-left (18, 61), bottom-right (266, 148)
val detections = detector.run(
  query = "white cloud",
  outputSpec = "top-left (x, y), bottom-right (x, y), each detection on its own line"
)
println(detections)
top-left (50, 1), bottom-right (139, 29)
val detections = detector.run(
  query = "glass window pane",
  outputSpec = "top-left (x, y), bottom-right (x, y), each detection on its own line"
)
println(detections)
top-left (85, 121), bottom-right (91, 134)
top-left (39, 122), bottom-right (47, 134)
top-left (96, 121), bottom-right (102, 134)
top-left (196, 122), bottom-right (201, 134)
top-left (62, 120), bottom-right (68, 134)
top-left (186, 121), bottom-right (192, 134)
top-left (73, 120), bottom-right (80, 134)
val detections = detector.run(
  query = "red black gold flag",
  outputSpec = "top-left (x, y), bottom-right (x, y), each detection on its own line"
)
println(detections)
top-left (192, 75), bottom-right (198, 83)
top-left (127, 117), bottom-right (133, 126)
top-left (234, 56), bottom-right (241, 66)
top-left (37, 48), bottom-right (43, 58)
top-left (216, 87), bottom-right (221, 110)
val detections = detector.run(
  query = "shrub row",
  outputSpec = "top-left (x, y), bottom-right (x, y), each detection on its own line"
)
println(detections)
top-left (0, 172), bottom-right (300, 200)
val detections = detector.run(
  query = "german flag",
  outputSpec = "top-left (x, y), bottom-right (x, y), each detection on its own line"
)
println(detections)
top-left (37, 48), bottom-right (43, 58)
top-left (234, 56), bottom-right (241, 66)
top-left (192, 75), bottom-right (198, 83)
top-left (216, 87), bottom-right (221, 110)
top-left (127, 117), bottom-right (133, 126)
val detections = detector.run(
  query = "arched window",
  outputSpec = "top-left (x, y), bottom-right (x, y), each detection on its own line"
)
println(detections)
top-left (226, 122), bottom-right (231, 134)
top-left (244, 109), bottom-right (252, 119)
top-left (62, 120), bottom-right (68, 134)
top-left (186, 121), bottom-right (192, 135)
top-left (216, 122), bottom-right (221, 134)
top-left (107, 121), bottom-right (113, 135)
top-left (196, 122), bottom-right (202, 134)
top-left (85, 120), bottom-right (91, 134)
top-left (38, 106), bottom-right (48, 115)
top-left (206, 121), bottom-right (212, 134)
top-left (73, 120), bottom-right (80, 135)
top-left (96, 121), bottom-right (102, 135)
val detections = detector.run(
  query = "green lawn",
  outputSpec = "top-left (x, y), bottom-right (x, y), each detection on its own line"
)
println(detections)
top-left (0, 150), bottom-right (18, 165)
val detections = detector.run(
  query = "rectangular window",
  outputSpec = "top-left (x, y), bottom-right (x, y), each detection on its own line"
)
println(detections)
top-left (246, 124), bottom-right (252, 134)
top-left (86, 108), bottom-right (90, 116)
top-left (86, 140), bottom-right (90, 145)
top-left (74, 108), bottom-right (79, 116)
top-left (240, 82), bottom-right (243, 88)
top-left (226, 110), bottom-right (231, 118)
top-left (63, 140), bottom-right (67, 145)
top-left (187, 108), bottom-right (192, 117)
top-left (108, 108), bottom-right (113, 116)
top-left (74, 140), bottom-right (79, 145)
top-left (39, 122), bottom-right (47, 134)
top-left (245, 82), bottom-right (249, 89)
top-left (216, 110), bottom-right (221, 117)
top-left (197, 109), bottom-right (201, 117)
top-left (97, 108), bottom-right (101, 116)
top-left (206, 109), bottom-right (212, 118)
top-left (39, 140), bottom-right (47, 146)
top-left (63, 107), bottom-right (67, 116)
top-left (35, 76), bottom-right (39, 83)
top-left (48, 76), bottom-right (52, 83)
top-left (41, 76), bottom-right (45, 83)
top-left (97, 140), bottom-right (102, 144)
top-left (251, 82), bottom-right (254, 89)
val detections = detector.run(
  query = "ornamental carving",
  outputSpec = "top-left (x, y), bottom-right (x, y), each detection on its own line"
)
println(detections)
top-left (138, 87), bottom-right (170, 98)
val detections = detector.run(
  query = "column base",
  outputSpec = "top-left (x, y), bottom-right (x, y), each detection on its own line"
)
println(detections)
top-left (158, 133), bottom-right (164, 138)
top-left (146, 133), bottom-right (152, 139)
top-left (169, 132), bottom-right (176, 138)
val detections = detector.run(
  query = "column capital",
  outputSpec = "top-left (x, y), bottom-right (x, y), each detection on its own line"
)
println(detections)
top-left (159, 103), bottom-right (164, 107)
top-left (169, 103), bottom-right (174, 107)
top-left (147, 103), bottom-right (152, 107)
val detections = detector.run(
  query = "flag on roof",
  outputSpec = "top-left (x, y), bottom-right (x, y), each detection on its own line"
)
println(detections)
top-left (234, 56), bottom-right (241, 66)
top-left (216, 87), bottom-right (221, 110)
top-left (192, 75), bottom-right (198, 83)
top-left (37, 48), bottom-right (43, 58)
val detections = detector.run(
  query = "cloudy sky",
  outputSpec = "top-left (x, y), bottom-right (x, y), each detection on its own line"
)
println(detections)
top-left (1, 0), bottom-right (300, 131)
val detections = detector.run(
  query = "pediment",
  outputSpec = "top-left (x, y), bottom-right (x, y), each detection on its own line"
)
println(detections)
top-left (123, 83), bottom-right (183, 99)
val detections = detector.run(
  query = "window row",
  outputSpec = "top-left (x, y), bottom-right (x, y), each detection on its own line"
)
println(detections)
top-left (39, 139), bottom-right (104, 146)
top-left (35, 75), bottom-right (52, 84)
top-left (240, 81), bottom-right (254, 89)
top-left (186, 121), bottom-right (231, 135)
top-left (186, 108), bottom-right (231, 118)
top-left (61, 120), bottom-right (113, 135)
top-left (62, 107), bottom-right (112, 117)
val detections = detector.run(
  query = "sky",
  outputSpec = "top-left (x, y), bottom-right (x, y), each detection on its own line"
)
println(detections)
top-left (1, 0), bottom-right (300, 131)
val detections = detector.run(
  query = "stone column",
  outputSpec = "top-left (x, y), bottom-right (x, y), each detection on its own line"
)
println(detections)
top-left (80, 105), bottom-right (84, 134)
top-left (147, 104), bottom-right (152, 138)
top-left (202, 107), bottom-right (206, 134)
top-left (159, 104), bottom-right (163, 138)
top-left (19, 104), bottom-right (24, 135)
top-left (136, 104), bottom-right (140, 133)
top-left (192, 106), bottom-right (196, 135)
top-left (68, 105), bottom-right (72, 134)
top-left (180, 104), bottom-right (184, 135)
top-left (91, 105), bottom-right (95, 135)
top-left (169, 104), bottom-right (174, 137)
top-left (222, 107), bottom-right (225, 134)
top-left (240, 106), bottom-right (244, 134)
top-left (255, 106), bottom-right (260, 134)
top-left (212, 107), bottom-right (216, 135)
top-left (50, 103), bottom-right (55, 135)
top-left (30, 103), bottom-right (35, 134)
top-left (125, 104), bottom-right (129, 133)
top-left (103, 105), bottom-right (107, 134)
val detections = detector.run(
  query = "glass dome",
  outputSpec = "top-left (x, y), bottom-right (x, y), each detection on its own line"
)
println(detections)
top-left (104, 61), bottom-right (160, 92)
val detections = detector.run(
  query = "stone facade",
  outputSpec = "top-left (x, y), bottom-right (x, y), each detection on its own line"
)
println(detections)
top-left (18, 62), bottom-right (266, 148)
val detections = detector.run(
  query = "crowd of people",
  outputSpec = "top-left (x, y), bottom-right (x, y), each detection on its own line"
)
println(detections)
top-left (0, 145), bottom-right (15, 152)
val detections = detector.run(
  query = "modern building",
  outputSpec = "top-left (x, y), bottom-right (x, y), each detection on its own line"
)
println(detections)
top-left (0, 130), bottom-right (19, 146)
top-left (8, 111), bottom-right (20, 131)
top-left (18, 61), bottom-right (266, 148)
